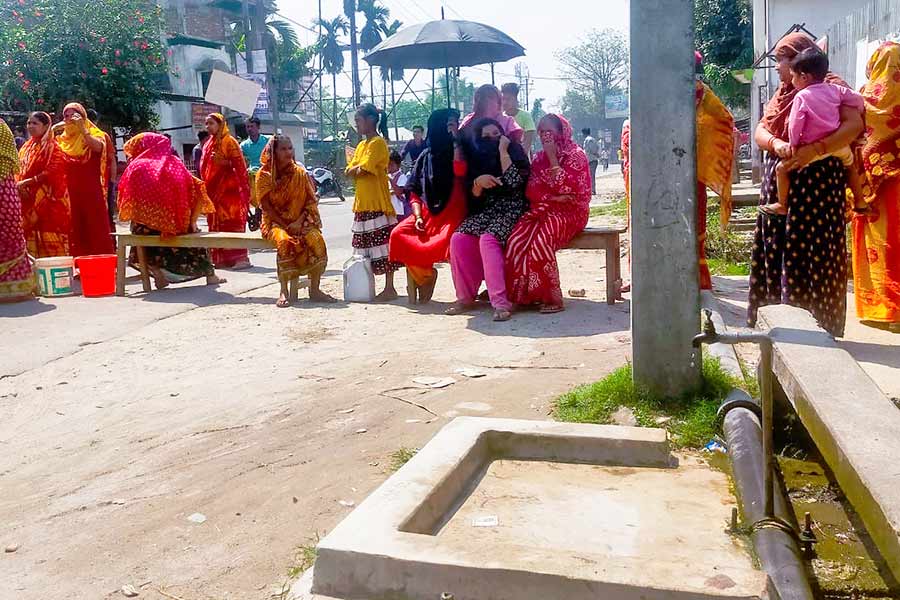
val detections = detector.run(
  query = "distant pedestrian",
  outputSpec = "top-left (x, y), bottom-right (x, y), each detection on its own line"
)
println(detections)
top-left (582, 127), bottom-right (600, 195)
top-left (600, 147), bottom-right (610, 172)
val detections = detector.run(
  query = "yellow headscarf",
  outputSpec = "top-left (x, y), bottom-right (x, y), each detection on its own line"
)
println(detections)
top-left (696, 82), bottom-right (736, 227)
top-left (860, 41), bottom-right (900, 201)
top-left (0, 118), bottom-right (19, 180)
top-left (56, 102), bottom-right (110, 188)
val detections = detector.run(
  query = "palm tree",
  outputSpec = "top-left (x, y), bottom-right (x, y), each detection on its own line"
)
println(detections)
top-left (343, 0), bottom-right (361, 106)
top-left (358, 0), bottom-right (390, 102)
top-left (378, 19), bottom-right (403, 125)
top-left (317, 16), bottom-right (348, 139)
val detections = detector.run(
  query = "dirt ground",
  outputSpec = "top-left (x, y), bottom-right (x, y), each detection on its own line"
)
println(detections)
top-left (0, 190), bottom-right (633, 599)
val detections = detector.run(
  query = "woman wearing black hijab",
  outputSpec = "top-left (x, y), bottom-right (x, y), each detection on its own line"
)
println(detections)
top-left (389, 108), bottom-right (467, 304)
top-left (447, 118), bottom-right (530, 321)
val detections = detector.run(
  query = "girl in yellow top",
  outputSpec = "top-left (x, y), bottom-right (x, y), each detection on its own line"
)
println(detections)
top-left (346, 103), bottom-right (400, 301)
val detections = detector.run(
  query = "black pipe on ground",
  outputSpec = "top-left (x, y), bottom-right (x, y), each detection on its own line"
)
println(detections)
top-left (721, 390), bottom-right (814, 600)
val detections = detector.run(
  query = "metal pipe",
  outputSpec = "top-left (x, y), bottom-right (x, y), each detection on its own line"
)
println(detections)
top-left (722, 400), bottom-right (815, 600)
top-left (693, 309), bottom-right (775, 519)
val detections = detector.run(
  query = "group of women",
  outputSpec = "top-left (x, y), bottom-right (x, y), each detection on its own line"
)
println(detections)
top-left (748, 33), bottom-right (900, 337)
top-left (1, 103), bottom-right (118, 302)
top-left (346, 84), bottom-right (592, 320)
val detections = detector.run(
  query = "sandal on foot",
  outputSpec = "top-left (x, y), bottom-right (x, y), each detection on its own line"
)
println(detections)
top-left (539, 304), bottom-right (565, 314)
top-left (309, 291), bottom-right (338, 304)
top-left (375, 289), bottom-right (399, 302)
top-left (493, 309), bottom-right (512, 322)
top-left (759, 204), bottom-right (786, 216)
top-left (445, 302), bottom-right (474, 316)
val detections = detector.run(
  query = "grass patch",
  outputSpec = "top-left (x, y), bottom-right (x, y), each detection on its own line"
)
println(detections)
top-left (390, 447), bottom-right (418, 471)
top-left (589, 194), bottom-right (627, 218)
top-left (554, 358), bottom-right (745, 449)
top-left (286, 535), bottom-right (320, 579)
top-left (708, 257), bottom-right (751, 276)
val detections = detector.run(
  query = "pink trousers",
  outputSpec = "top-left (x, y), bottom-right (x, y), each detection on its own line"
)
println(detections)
top-left (449, 232), bottom-right (512, 311)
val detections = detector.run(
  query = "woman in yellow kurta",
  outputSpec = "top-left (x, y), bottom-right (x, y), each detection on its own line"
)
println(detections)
top-left (345, 103), bottom-right (400, 301)
top-left (854, 41), bottom-right (900, 328)
top-left (258, 135), bottom-right (334, 307)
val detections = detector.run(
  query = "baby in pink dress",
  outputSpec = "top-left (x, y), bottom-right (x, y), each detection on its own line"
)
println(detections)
top-left (764, 47), bottom-right (865, 215)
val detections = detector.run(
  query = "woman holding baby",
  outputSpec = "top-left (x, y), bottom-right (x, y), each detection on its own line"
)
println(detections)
top-left (747, 32), bottom-right (865, 338)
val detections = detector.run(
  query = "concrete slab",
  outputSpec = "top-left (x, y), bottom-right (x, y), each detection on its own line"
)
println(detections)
top-left (757, 305), bottom-right (900, 580)
top-left (310, 417), bottom-right (767, 600)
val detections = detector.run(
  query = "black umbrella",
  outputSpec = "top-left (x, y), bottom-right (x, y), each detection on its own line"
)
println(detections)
top-left (362, 19), bottom-right (525, 70)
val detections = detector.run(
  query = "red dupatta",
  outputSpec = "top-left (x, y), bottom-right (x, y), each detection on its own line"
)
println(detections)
top-left (526, 113), bottom-right (592, 207)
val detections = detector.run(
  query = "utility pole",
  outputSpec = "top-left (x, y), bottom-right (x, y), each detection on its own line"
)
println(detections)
top-left (251, 0), bottom-right (279, 132)
top-left (347, 0), bottom-right (361, 107)
top-left (242, 0), bottom-right (253, 74)
top-left (630, 0), bottom-right (701, 396)
top-left (318, 0), bottom-right (324, 138)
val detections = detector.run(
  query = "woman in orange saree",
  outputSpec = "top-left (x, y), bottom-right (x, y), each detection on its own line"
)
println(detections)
top-left (16, 111), bottom-right (71, 257)
top-left (200, 113), bottom-right (251, 269)
top-left (0, 118), bottom-right (34, 302)
top-left (257, 135), bottom-right (334, 307)
top-left (53, 102), bottom-right (115, 257)
top-left (854, 42), bottom-right (900, 329)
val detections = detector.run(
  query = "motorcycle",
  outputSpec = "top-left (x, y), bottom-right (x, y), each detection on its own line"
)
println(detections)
top-left (311, 167), bottom-right (345, 201)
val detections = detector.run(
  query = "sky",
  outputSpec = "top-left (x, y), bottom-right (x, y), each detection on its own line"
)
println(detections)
top-left (278, 0), bottom-right (630, 111)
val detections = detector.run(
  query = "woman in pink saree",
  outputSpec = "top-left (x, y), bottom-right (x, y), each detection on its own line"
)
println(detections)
top-left (505, 113), bottom-right (591, 312)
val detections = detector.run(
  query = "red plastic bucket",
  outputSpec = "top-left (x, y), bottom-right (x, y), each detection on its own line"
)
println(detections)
top-left (75, 254), bottom-right (117, 297)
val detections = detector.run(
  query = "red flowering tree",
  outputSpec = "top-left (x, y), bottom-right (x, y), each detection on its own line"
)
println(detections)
top-left (0, 0), bottom-right (169, 131)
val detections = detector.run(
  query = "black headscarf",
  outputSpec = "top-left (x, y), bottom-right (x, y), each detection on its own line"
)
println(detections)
top-left (464, 117), bottom-right (530, 186)
top-left (409, 108), bottom-right (459, 215)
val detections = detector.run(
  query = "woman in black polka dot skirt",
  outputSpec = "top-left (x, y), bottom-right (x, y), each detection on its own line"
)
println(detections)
top-left (747, 33), bottom-right (864, 338)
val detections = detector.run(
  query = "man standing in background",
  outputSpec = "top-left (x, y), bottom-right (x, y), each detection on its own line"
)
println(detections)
top-left (582, 127), bottom-right (600, 195)
top-left (240, 116), bottom-right (269, 210)
top-left (501, 82), bottom-right (536, 157)
top-left (400, 125), bottom-right (426, 166)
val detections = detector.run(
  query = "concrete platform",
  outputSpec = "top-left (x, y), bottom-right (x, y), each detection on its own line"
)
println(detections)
top-left (757, 305), bottom-right (900, 581)
top-left (306, 417), bottom-right (768, 600)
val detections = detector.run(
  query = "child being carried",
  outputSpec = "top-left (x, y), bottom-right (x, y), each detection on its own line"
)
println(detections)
top-left (762, 47), bottom-right (865, 216)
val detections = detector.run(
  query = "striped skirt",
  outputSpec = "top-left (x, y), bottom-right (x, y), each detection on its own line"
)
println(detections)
top-left (352, 210), bottom-right (401, 275)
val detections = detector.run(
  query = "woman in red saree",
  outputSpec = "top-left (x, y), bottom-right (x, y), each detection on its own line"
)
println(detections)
top-left (505, 113), bottom-right (591, 312)
top-left (16, 111), bottom-right (71, 258)
top-left (200, 113), bottom-right (251, 269)
top-left (53, 102), bottom-right (114, 257)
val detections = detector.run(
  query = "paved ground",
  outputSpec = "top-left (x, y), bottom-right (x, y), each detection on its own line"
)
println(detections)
top-left (711, 275), bottom-right (900, 400)
top-left (0, 189), bottom-right (634, 599)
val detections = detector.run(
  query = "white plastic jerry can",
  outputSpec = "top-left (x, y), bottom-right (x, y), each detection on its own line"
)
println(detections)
top-left (342, 255), bottom-right (375, 302)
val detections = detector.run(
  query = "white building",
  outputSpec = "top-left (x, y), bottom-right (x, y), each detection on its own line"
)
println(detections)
top-left (750, 0), bottom-right (867, 178)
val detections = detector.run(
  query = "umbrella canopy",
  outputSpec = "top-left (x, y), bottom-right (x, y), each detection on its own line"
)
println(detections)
top-left (363, 20), bottom-right (525, 69)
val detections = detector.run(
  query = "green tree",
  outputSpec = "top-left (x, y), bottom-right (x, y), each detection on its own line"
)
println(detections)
top-left (531, 98), bottom-right (546, 126)
top-left (694, 0), bottom-right (752, 110)
top-left (317, 16), bottom-right (349, 138)
top-left (358, 0), bottom-right (391, 103)
top-left (0, 0), bottom-right (168, 131)
top-left (556, 28), bottom-right (629, 121)
top-left (378, 19), bottom-right (404, 110)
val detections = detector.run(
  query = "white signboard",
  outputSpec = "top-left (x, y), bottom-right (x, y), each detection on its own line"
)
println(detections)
top-left (204, 69), bottom-right (261, 116)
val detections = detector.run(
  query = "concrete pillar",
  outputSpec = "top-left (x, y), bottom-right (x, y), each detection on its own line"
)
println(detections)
top-left (629, 0), bottom-right (701, 396)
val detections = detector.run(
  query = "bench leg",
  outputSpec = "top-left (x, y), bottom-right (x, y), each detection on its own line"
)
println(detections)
top-left (289, 277), bottom-right (299, 302)
top-left (605, 237), bottom-right (620, 305)
top-left (135, 246), bottom-right (151, 293)
top-left (116, 242), bottom-right (127, 296)
top-left (613, 233), bottom-right (623, 301)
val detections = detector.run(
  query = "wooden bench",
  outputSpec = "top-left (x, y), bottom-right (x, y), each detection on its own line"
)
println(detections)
top-left (568, 225), bottom-right (627, 305)
top-left (114, 226), bottom-right (628, 304)
top-left (113, 232), bottom-right (274, 296)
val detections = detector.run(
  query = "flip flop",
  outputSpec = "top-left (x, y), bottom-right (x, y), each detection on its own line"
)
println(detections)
top-left (758, 204), bottom-right (785, 216)
top-left (493, 309), bottom-right (512, 322)
top-left (539, 304), bottom-right (565, 314)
